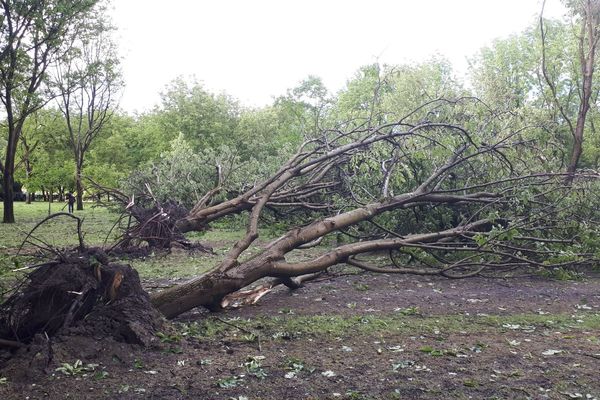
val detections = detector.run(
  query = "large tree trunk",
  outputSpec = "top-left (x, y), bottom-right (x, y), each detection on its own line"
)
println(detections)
top-left (152, 257), bottom-right (273, 318)
top-left (2, 176), bottom-right (15, 224)
top-left (2, 152), bottom-right (15, 224)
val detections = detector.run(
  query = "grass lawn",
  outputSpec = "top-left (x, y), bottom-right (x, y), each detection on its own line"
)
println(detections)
top-left (0, 201), bottom-right (121, 251)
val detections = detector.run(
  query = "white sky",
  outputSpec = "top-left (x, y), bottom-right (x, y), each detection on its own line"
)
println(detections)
top-left (110, 0), bottom-right (567, 113)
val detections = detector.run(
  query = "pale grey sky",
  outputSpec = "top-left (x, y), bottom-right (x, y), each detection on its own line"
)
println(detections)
top-left (110, 0), bottom-right (567, 113)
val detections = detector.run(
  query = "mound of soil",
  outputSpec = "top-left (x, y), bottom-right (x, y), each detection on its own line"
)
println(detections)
top-left (0, 247), bottom-right (164, 347)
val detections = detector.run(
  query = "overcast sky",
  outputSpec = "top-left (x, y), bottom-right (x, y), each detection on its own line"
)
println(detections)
top-left (110, 0), bottom-right (567, 113)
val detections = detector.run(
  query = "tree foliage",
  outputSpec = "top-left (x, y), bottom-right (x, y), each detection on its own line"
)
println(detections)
top-left (53, 9), bottom-right (121, 210)
top-left (0, 0), bottom-right (101, 222)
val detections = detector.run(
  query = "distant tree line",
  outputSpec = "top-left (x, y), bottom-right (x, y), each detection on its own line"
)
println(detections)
top-left (2, 0), bottom-right (600, 226)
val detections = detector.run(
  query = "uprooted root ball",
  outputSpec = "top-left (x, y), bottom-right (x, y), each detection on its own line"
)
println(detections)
top-left (0, 247), bottom-right (164, 347)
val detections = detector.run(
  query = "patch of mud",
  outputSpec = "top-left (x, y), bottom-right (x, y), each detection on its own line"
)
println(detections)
top-left (1, 271), bottom-right (599, 399)
top-left (216, 273), bottom-right (600, 318)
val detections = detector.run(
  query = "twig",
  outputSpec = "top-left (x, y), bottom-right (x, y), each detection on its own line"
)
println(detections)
top-left (12, 261), bottom-right (60, 272)
top-left (213, 316), bottom-right (262, 352)
top-left (510, 387), bottom-right (532, 397)
top-left (579, 352), bottom-right (600, 360)
top-left (62, 283), bottom-right (92, 329)
top-left (213, 316), bottom-right (255, 335)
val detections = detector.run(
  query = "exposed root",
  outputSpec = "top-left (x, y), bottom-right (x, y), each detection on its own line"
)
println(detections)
top-left (87, 178), bottom-right (213, 252)
top-left (0, 247), bottom-right (164, 347)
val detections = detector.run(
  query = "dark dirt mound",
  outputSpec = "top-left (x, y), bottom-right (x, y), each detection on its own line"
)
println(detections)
top-left (0, 247), bottom-right (164, 347)
top-left (0, 247), bottom-right (168, 387)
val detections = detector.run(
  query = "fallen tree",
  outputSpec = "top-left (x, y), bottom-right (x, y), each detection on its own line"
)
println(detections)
top-left (87, 182), bottom-right (212, 252)
top-left (2, 99), bottom-right (598, 346)
top-left (143, 100), bottom-right (599, 318)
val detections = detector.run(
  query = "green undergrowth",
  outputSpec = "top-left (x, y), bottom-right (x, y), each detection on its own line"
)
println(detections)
top-left (175, 312), bottom-right (600, 341)
top-left (539, 266), bottom-right (586, 281)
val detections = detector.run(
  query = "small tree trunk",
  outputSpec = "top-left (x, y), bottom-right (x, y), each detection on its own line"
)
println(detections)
top-left (24, 158), bottom-right (32, 204)
top-left (76, 165), bottom-right (84, 211)
top-left (565, 130), bottom-right (584, 184)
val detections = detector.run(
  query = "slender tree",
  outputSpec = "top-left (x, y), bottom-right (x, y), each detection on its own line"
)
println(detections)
top-left (54, 16), bottom-right (121, 210)
top-left (0, 0), bottom-right (99, 223)
top-left (14, 108), bottom-right (65, 203)
top-left (540, 0), bottom-right (600, 183)
top-left (16, 112), bottom-right (42, 204)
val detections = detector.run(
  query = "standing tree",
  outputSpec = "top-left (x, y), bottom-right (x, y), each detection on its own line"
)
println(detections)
top-left (158, 78), bottom-right (239, 153)
top-left (0, 0), bottom-right (99, 223)
top-left (54, 16), bottom-right (121, 210)
top-left (15, 110), bottom-right (45, 204)
top-left (540, 0), bottom-right (600, 182)
top-left (470, 33), bottom-right (538, 111)
top-left (15, 108), bottom-right (69, 203)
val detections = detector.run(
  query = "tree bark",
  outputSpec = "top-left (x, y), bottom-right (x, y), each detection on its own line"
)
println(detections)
top-left (76, 164), bottom-right (84, 211)
top-left (152, 192), bottom-right (496, 318)
top-left (2, 173), bottom-right (15, 223)
top-left (2, 138), bottom-right (16, 223)
top-left (151, 257), bottom-right (273, 318)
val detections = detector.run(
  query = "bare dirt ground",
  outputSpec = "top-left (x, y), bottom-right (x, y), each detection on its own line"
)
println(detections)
top-left (1, 272), bottom-right (599, 400)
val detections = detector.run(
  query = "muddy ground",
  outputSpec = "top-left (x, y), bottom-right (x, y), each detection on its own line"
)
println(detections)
top-left (0, 271), bottom-right (599, 400)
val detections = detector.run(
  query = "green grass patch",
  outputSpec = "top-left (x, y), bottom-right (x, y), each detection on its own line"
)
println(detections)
top-left (177, 312), bottom-right (600, 341)
top-left (130, 251), bottom-right (219, 279)
top-left (0, 202), bottom-right (123, 294)
top-left (0, 202), bottom-right (121, 251)
top-left (187, 228), bottom-right (246, 244)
